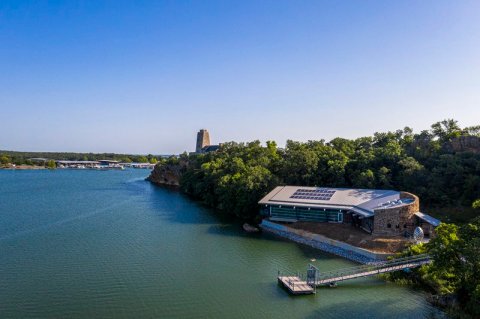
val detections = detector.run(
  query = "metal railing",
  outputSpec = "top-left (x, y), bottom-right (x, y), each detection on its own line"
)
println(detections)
top-left (315, 254), bottom-right (431, 285)
top-left (278, 254), bottom-right (431, 288)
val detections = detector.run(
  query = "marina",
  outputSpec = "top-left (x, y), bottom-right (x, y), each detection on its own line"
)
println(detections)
top-left (55, 160), bottom-right (155, 170)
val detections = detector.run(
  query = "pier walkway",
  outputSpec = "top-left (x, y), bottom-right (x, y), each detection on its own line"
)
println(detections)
top-left (278, 254), bottom-right (431, 295)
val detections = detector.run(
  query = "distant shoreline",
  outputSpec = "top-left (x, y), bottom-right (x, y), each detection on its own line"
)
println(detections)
top-left (1, 165), bottom-right (47, 170)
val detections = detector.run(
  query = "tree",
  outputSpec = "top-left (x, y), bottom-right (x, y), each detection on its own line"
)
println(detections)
top-left (46, 160), bottom-right (56, 169)
top-left (138, 156), bottom-right (149, 163)
top-left (175, 119), bottom-right (480, 222)
top-left (355, 169), bottom-right (376, 188)
top-left (398, 157), bottom-right (426, 195)
top-left (376, 166), bottom-right (392, 189)
top-left (425, 223), bottom-right (461, 294)
top-left (0, 155), bottom-right (10, 165)
top-left (431, 119), bottom-right (462, 142)
top-left (473, 199), bottom-right (480, 209)
top-left (315, 147), bottom-right (348, 186)
top-left (413, 220), bottom-right (480, 316)
top-left (281, 140), bottom-right (319, 185)
top-left (457, 217), bottom-right (480, 315)
top-left (463, 125), bottom-right (480, 137)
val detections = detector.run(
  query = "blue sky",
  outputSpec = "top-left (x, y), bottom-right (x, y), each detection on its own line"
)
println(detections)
top-left (1, 1), bottom-right (479, 154)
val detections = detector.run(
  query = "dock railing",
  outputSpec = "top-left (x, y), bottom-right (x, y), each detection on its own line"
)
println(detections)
top-left (278, 254), bottom-right (431, 289)
top-left (315, 254), bottom-right (431, 285)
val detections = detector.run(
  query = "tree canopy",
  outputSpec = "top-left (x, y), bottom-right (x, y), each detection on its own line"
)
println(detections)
top-left (174, 119), bottom-right (480, 223)
top-left (401, 219), bottom-right (480, 317)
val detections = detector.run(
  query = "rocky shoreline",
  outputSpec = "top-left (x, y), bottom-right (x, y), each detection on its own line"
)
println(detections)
top-left (146, 162), bottom-right (186, 187)
top-left (260, 220), bottom-right (391, 264)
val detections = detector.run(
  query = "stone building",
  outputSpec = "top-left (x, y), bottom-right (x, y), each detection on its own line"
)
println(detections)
top-left (192, 129), bottom-right (220, 154)
top-left (196, 129), bottom-right (211, 153)
top-left (259, 186), bottom-right (440, 237)
top-left (372, 192), bottom-right (420, 235)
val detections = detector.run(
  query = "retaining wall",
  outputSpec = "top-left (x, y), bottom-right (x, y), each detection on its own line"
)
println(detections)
top-left (260, 220), bottom-right (393, 264)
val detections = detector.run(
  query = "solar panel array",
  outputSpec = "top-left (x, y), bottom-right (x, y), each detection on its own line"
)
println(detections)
top-left (290, 188), bottom-right (336, 201)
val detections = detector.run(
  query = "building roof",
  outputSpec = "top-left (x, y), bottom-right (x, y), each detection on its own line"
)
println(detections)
top-left (56, 160), bottom-right (100, 164)
top-left (258, 186), bottom-right (412, 217)
top-left (201, 145), bottom-right (220, 152)
top-left (414, 212), bottom-right (441, 227)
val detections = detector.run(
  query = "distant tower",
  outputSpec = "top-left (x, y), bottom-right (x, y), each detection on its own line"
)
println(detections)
top-left (196, 129), bottom-right (211, 152)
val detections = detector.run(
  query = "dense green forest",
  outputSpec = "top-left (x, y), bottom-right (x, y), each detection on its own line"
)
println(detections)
top-left (0, 151), bottom-right (166, 166)
top-left (176, 119), bottom-right (480, 223)
top-left (173, 119), bottom-right (480, 317)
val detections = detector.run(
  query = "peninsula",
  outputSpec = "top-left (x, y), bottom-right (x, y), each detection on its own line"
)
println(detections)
top-left (148, 120), bottom-right (480, 316)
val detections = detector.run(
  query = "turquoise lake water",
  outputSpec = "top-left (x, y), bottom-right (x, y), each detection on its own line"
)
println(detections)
top-left (0, 169), bottom-right (445, 318)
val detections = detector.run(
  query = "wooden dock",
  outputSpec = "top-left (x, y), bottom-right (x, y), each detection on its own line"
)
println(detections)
top-left (278, 276), bottom-right (315, 295)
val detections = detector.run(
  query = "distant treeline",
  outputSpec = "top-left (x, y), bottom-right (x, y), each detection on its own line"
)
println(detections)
top-left (173, 119), bottom-right (480, 223)
top-left (0, 151), bottom-right (171, 166)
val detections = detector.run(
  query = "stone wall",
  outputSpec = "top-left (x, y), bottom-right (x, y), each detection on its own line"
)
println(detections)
top-left (418, 222), bottom-right (436, 238)
top-left (260, 220), bottom-right (392, 264)
top-left (372, 192), bottom-right (419, 236)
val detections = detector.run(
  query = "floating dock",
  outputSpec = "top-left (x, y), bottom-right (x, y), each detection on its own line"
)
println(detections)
top-left (278, 276), bottom-right (315, 295)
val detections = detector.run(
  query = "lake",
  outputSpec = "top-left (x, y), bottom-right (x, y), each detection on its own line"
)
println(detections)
top-left (0, 169), bottom-right (445, 318)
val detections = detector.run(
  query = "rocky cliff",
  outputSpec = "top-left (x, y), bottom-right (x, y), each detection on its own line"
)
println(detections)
top-left (146, 162), bottom-right (186, 187)
top-left (447, 136), bottom-right (480, 153)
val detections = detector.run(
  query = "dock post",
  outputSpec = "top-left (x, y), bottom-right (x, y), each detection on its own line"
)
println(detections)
top-left (307, 264), bottom-right (319, 294)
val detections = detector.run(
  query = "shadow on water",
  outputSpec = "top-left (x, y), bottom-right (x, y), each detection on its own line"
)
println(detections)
top-left (203, 222), bottom-right (305, 246)
top-left (147, 183), bottom-right (297, 242)
top-left (144, 181), bottom-right (408, 278)
top-left (145, 181), bottom-right (361, 263)
top-left (146, 182), bottom-right (243, 226)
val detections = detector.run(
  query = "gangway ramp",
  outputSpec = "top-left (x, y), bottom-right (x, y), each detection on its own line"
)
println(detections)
top-left (277, 254), bottom-right (431, 295)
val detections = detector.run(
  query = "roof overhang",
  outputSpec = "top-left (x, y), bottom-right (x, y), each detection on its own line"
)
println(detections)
top-left (56, 160), bottom-right (100, 164)
top-left (415, 212), bottom-right (441, 227)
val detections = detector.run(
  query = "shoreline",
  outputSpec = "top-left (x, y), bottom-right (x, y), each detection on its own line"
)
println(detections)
top-left (1, 165), bottom-right (47, 170)
top-left (260, 219), bottom-right (454, 315)
top-left (260, 219), bottom-right (393, 264)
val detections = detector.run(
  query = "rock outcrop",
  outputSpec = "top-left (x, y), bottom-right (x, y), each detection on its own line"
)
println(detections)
top-left (146, 162), bottom-right (186, 187)
top-left (446, 136), bottom-right (480, 153)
